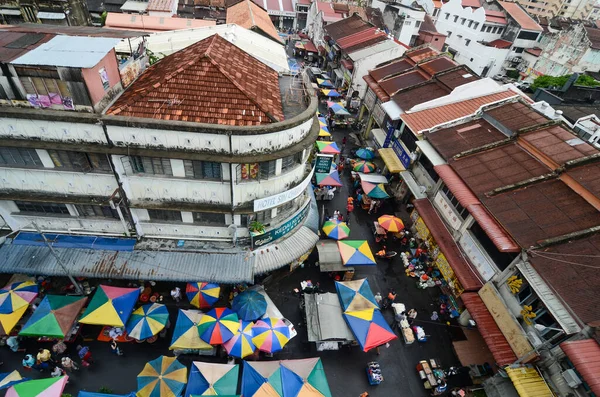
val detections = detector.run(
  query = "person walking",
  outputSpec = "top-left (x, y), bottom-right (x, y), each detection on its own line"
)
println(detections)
top-left (61, 356), bottom-right (79, 372)
top-left (6, 336), bottom-right (25, 353)
top-left (37, 348), bottom-right (53, 366)
top-left (77, 345), bottom-right (93, 367)
top-left (110, 340), bottom-right (124, 356)
top-left (22, 354), bottom-right (35, 371)
top-left (346, 200), bottom-right (354, 215)
top-left (171, 287), bottom-right (182, 303)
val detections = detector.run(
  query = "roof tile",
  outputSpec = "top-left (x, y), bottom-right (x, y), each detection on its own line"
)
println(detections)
top-left (498, 1), bottom-right (542, 31)
top-left (226, 0), bottom-right (282, 43)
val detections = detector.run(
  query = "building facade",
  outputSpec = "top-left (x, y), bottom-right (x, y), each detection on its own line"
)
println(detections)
top-left (0, 0), bottom-right (91, 25)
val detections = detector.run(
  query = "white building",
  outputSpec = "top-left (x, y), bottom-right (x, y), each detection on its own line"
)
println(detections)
top-left (371, 0), bottom-right (427, 46)
top-left (559, 0), bottom-right (594, 18)
top-left (587, 3), bottom-right (600, 20)
top-left (435, 0), bottom-right (543, 77)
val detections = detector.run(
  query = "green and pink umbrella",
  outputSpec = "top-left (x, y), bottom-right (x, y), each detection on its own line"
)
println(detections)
top-left (197, 307), bottom-right (239, 345)
top-left (6, 376), bottom-right (68, 397)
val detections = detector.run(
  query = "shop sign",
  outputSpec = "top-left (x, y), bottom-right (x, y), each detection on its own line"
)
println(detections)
top-left (433, 192), bottom-right (463, 231)
top-left (364, 89), bottom-right (376, 111)
top-left (459, 232), bottom-right (496, 281)
top-left (343, 70), bottom-right (352, 84)
top-left (315, 154), bottom-right (333, 173)
top-left (253, 168), bottom-right (314, 212)
top-left (251, 202), bottom-right (310, 249)
top-left (391, 139), bottom-right (412, 169)
top-left (324, 43), bottom-right (331, 53)
top-left (413, 216), bottom-right (431, 241)
top-left (268, 10), bottom-right (296, 17)
top-left (478, 283), bottom-right (533, 357)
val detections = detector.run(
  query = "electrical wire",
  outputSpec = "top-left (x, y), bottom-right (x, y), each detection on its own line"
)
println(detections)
top-left (527, 250), bottom-right (600, 269)
top-left (527, 250), bottom-right (600, 258)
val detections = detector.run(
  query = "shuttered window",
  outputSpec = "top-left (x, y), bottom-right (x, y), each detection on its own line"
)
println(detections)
top-left (0, 147), bottom-right (43, 167)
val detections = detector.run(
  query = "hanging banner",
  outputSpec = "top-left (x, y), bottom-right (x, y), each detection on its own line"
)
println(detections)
top-left (315, 154), bottom-right (334, 173)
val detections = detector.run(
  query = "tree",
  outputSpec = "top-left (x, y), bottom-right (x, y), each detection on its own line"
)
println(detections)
top-left (530, 73), bottom-right (600, 92)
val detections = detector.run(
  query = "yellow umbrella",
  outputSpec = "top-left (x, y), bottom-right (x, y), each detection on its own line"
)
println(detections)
top-left (0, 306), bottom-right (28, 336)
top-left (137, 356), bottom-right (187, 397)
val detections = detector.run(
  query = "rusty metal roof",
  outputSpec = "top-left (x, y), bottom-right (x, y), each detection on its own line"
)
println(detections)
top-left (0, 32), bottom-right (54, 63)
top-left (426, 119), bottom-right (506, 160)
top-left (481, 179), bottom-right (600, 248)
top-left (0, 23), bottom-right (145, 38)
top-left (369, 58), bottom-right (414, 82)
top-left (529, 234), bottom-right (600, 327)
top-left (413, 199), bottom-right (483, 291)
top-left (324, 14), bottom-right (372, 41)
top-left (461, 292), bottom-right (517, 365)
top-left (392, 81), bottom-right (450, 112)
top-left (406, 46), bottom-right (439, 63)
top-left (0, 239), bottom-right (254, 283)
top-left (484, 101), bottom-right (548, 132)
top-left (435, 66), bottom-right (479, 90)
top-left (419, 56), bottom-right (457, 75)
top-left (561, 339), bottom-right (600, 395)
top-left (336, 27), bottom-right (388, 52)
top-left (363, 74), bottom-right (390, 101)
top-left (379, 70), bottom-right (429, 97)
top-left (107, 34), bottom-right (284, 125)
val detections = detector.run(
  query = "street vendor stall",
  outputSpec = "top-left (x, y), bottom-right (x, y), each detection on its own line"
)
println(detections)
top-left (304, 292), bottom-right (355, 351)
top-left (327, 101), bottom-right (352, 129)
top-left (316, 240), bottom-right (355, 281)
top-left (19, 295), bottom-right (87, 341)
top-left (249, 285), bottom-right (297, 339)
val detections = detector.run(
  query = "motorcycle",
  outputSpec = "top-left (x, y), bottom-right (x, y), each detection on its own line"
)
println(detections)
top-left (381, 290), bottom-right (397, 310)
top-left (375, 250), bottom-right (397, 260)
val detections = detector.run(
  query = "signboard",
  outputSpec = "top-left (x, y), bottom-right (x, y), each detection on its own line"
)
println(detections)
top-left (391, 139), bottom-right (412, 169)
top-left (478, 283), bottom-right (534, 358)
top-left (383, 124), bottom-right (395, 148)
top-left (433, 192), bottom-right (463, 231)
top-left (315, 154), bottom-right (333, 173)
top-left (268, 10), bottom-right (296, 17)
top-left (459, 232), bottom-right (496, 282)
top-left (253, 168), bottom-right (314, 212)
top-left (251, 202), bottom-right (310, 249)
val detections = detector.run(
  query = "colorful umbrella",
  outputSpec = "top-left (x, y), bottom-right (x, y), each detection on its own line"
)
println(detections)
top-left (316, 141), bottom-right (341, 154)
top-left (232, 291), bottom-right (267, 321)
top-left (79, 392), bottom-right (135, 397)
top-left (337, 241), bottom-right (376, 266)
top-left (317, 117), bottom-right (327, 127)
top-left (343, 308), bottom-right (397, 352)
top-left (241, 358), bottom-right (333, 397)
top-left (197, 307), bottom-right (239, 345)
top-left (137, 356), bottom-right (187, 397)
top-left (0, 282), bottom-right (38, 314)
top-left (186, 283), bottom-right (220, 310)
top-left (355, 148), bottom-right (375, 160)
top-left (322, 220), bottom-right (350, 240)
top-left (320, 89), bottom-right (341, 97)
top-left (326, 101), bottom-right (351, 116)
top-left (352, 161), bottom-right (376, 173)
top-left (223, 320), bottom-right (256, 359)
top-left (185, 362), bottom-right (239, 397)
top-left (315, 170), bottom-right (342, 187)
top-left (6, 376), bottom-right (68, 397)
top-left (0, 306), bottom-right (28, 336)
top-left (0, 371), bottom-right (26, 390)
top-left (377, 215), bottom-right (404, 233)
top-left (335, 279), bottom-right (379, 312)
top-left (126, 303), bottom-right (169, 341)
top-left (19, 295), bottom-right (87, 338)
top-left (252, 318), bottom-right (291, 353)
top-left (80, 285), bottom-right (139, 327)
top-left (318, 125), bottom-right (331, 137)
top-left (362, 181), bottom-right (389, 199)
top-left (170, 309), bottom-right (212, 351)
top-left (316, 78), bottom-right (334, 88)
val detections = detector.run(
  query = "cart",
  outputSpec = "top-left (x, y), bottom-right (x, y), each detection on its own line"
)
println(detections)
top-left (366, 361), bottom-right (383, 385)
top-left (392, 303), bottom-right (415, 344)
top-left (416, 359), bottom-right (445, 390)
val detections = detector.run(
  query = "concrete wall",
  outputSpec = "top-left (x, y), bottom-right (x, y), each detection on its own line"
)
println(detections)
top-left (417, 31), bottom-right (446, 51)
top-left (0, 118), bottom-right (107, 145)
top-left (352, 44), bottom-right (407, 98)
top-left (81, 49), bottom-right (122, 107)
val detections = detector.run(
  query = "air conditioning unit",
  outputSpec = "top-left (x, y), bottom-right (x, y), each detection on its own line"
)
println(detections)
top-left (562, 369), bottom-right (583, 389)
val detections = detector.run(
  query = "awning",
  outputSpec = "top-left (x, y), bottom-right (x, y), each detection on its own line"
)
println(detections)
top-left (357, 172), bottom-right (388, 184)
top-left (379, 148), bottom-right (406, 173)
top-left (413, 199), bottom-right (482, 291)
top-left (416, 140), bottom-right (446, 166)
top-left (381, 101), bottom-right (402, 120)
top-left (316, 240), bottom-right (343, 272)
top-left (462, 293), bottom-right (517, 365)
top-left (505, 367), bottom-right (554, 397)
top-left (341, 59), bottom-right (353, 71)
top-left (37, 11), bottom-right (66, 19)
top-left (333, 68), bottom-right (343, 80)
top-left (371, 128), bottom-right (386, 148)
top-left (516, 262), bottom-right (581, 335)
top-left (434, 164), bottom-right (520, 253)
top-left (303, 41), bottom-right (318, 53)
top-left (0, 239), bottom-right (254, 283)
top-left (305, 293), bottom-right (355, 342)
top-left (0, 8), bottom-right (21, 15)
top-left (560, 339), bottom-right (600, 396)
top-left (400, 171), bottom-right (428, 199)
top-left (253, 226), bottom-right (318, 275)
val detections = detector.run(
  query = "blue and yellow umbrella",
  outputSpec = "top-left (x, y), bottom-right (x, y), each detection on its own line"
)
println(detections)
top-left (356, 148), bottom-right (375, 160)
top-left (186, 283), bottom-right (220, 310)
top-left (170, 309), bottom-right (212, 351)
top-left (252, 318), bottom-right (291, 353)
top-left (320, 89), bottom-right (341, 97)
top-left (223, 321), bottom-right (256, 358)
top-left (137, 356), bottom-right (187, 397)
top-left (322, 220), bottom-right (350, 240)
top-left (126, 303), bottom-right (169, 341)
top-left (197, 307), bottom-right (239, 345)
top-left (0, 282), bottom-right (38, 314)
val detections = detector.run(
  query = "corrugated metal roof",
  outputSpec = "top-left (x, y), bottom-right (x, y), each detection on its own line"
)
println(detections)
top-left (505, 366), bottom-right (553, 397)
top-left (462, 293), bottom-right (517, 365)
top-left (324, 14), bottom-right (371, 41)
top-left (336, 27), bottom-right (388, 53)
top-left (561, 339), bottom-right (600, 396)
top-left (0, 23), bottom-right (145, 38)
top-left (0, 240), bottom-right (254, 283)
top-left (11, 35), bottom-right (121, 68)
top-left (369, 58), bottom-right (414, 82)
top-left (253, 226), bottom-right (319, 275)
top-left (305, 293), bottom-right (355, 342)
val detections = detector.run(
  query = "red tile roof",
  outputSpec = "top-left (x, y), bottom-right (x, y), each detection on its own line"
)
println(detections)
top-left (485, 10), bottom-right (507, 25)
top-left (303, 40), bottom-right (318, 53)
top-left (461, 293), bottom-right (518, 365)
top-left (147, 0), bottom-right (174, 11)
top-left (226, 0), bottom-right (282, 43)
top-left (364, 74), bottom-right (390, 101)
top-left (336, 27), bottom-right (388, 52)
top-left (107, 34), bottom-right (283, 125)
top-left (406, 47), bottom-right (439, 63)
top-left (341, 59), bottom-right (353, 71)
top-left (561, 339), bottom-right (600, 395)
top-left (585, 26), bottom-right (600, 50)
top-left (498, 1), bottom-right (543, 32)
top-left (484, 101), bottom-right (548, 132)
top-left (461, 0), bottom-right (481, 8)
top-left (486, 39), bottom-right (512, 49)
top-left (413, 199), bottom-right (483, 292)
top-left (369, 58), bottom-right (415, 82)
top-left (524, 47), bottom-right (542, 56)
top-left (401, 91), bottom-right (518, 134)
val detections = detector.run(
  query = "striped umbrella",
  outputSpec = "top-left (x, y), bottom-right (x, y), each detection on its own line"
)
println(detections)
top-left (0, 282), bottom-right (38, 314)
top-left (322, 220), bottom-right (350, 240)
top-left (356, 148), bottom-right (375, 160)
top-left (377, 215), bottom-right (404, 233)
top-left (251, 318), bottom-right (291, 353)
top-left (362, 181), bottom-right (389, 199)
top-left (126, 303), bottom-right (169, 341)
top-left (186, 283), bottom-right (220, 310)
top-left (137, 356), bottom-right (187, 397)
top-left (197, 307), bottom-right (239, 345)
top-left (222, 320), bottom-right (256, 358)
top-left (353, 161), bottom-right (376, 173)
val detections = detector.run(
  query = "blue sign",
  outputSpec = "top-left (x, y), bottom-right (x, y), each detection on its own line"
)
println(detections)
top-left (383, 124), bottom-right (395, 148)
top-left (391, 139), bottom-right (412, 169)
top-left (251, 203), bottom-right (311, 249)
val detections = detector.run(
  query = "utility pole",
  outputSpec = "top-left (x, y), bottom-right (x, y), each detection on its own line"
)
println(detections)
top-left (32, 222), bottom-right (84, 295)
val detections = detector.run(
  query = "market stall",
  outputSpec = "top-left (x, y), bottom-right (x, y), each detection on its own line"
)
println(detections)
top-left (185, 362), bottom-right (239, 397)
top-left (327, 101), bottom-right (352, 129)
top-left (304, 292), bottom-right (355, 351)
top-left (19, 295), bottom-right (87, 341)
top-left (316, 240), bottom-right (355, 281)
top-left (169, 309), bottom-right (215, 355)
top-left (249, 285), bottom-right (297, 339)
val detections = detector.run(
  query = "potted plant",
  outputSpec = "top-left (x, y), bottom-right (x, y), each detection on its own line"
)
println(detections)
top-left (249, 221), bottom-right (265, 234)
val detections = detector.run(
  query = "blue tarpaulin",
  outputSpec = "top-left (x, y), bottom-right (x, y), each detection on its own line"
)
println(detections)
top-left (13, 232), bottom-right (136, 251)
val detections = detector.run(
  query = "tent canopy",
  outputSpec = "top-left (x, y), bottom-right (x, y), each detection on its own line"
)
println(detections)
top-left (337, 241), bottom-right (376, 266)
top-left (305, 293), bottom-right (355, 343)
top-left (80, 285), bottom-right (139, 327)
top-left (170, 309), bottom-right (213, 351)
top-left (185, 362), bottom-right (239, 397)
top-left (19, 295), bottom-right (87, 338)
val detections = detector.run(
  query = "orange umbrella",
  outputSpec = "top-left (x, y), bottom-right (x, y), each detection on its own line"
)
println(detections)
top-left (377, 215), bottom-right (404, 233)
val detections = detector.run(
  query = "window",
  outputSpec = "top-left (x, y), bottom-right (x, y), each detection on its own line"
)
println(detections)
top-left (14, 201), bottom-right (69, 215)
top-left (517, 30), bottom-right (539, 40)
top-left (404, 20), bottom-right (411, 25)
top-left (486, 26), bottom-right (492, 32)
top-left (260, 161), bottom-right (277, 178)
top-left (453, 15), bottom-right (458, 22)
top-left (417, 154), bottom-right (439, 182)
top-left (468, 20), bottom-right (473, 27)
top-left (447, 31), bottom-right (452, 37)
top-left (481, 24), bottom-right (486, 32)
top-left (498, 28), bottom-right (504, 35)
top-left (192, 212), bottom-right (224, 225)
top-left (469, 222), bottom-right (517, 271)
top-left (0, 147), bottom-right (43, 167)
top-left (281, 152), bottom-right (303, 172)
top-left (460, 18), bottom-right (466, 25)
top-left (513, 47), bottom-right (525, 53)
top-left (254, 209), bottom-right (271, 224)
top-left (465, 39), bottom-right (471, 46)
top-left (47, 150), bottom-right (111, 173)
top-left (441, 185), bottom-right (469, 220)
top-left (183, 160), bottom-right (222, 180)
top-left (491, 27), bottom-right (498, 34)
top-left (415, 21), bottom-right (421, 29)
top-left (473, 22), bottom-right (479, 29)
top-left (434, 8), bottom-right (440, 16)
top-left (147, 209), bottom-right (182, 222)
top-left (445, 12), bottom-right (450, 19)
top-left (237, 160), bottom-right (276, 181)
top-left (130, 156), bottom-right (173, 176)
top-left (75, 204), bottom-right (119, 219)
